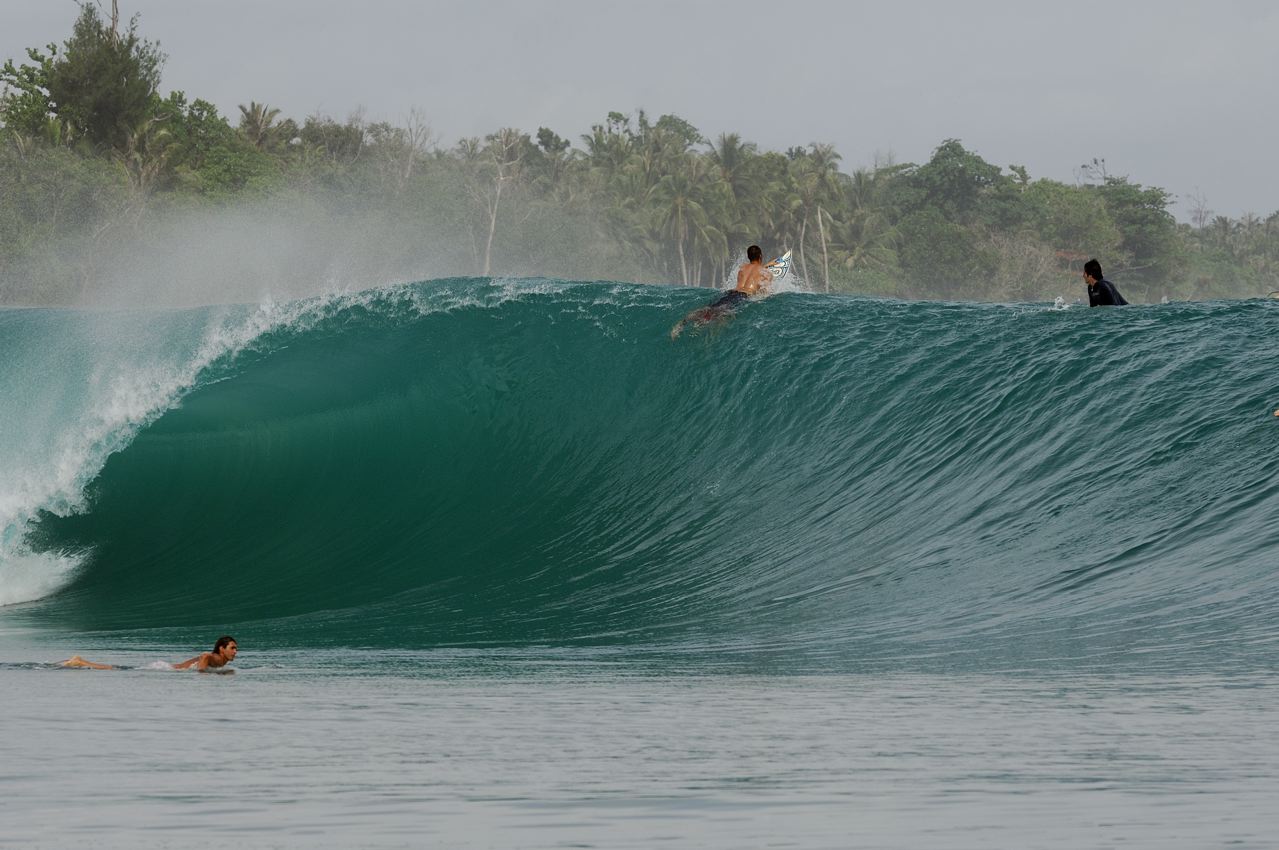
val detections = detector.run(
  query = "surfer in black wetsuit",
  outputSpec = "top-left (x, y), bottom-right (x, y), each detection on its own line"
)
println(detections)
top-left (1084, 259), bottom-right (1128, 306)
top-left (670, 245), bottom-right (774, 338)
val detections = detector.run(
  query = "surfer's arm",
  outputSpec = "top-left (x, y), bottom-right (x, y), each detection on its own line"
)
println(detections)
top-left (172, 655), bottom-right (204, 670)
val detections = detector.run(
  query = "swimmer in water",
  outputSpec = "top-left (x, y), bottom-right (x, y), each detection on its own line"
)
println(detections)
top-left (60, 636), bottom-right (238, 671)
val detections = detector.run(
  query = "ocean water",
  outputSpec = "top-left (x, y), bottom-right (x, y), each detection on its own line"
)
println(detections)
top-left (3, 280), bottom-right (1279, 848)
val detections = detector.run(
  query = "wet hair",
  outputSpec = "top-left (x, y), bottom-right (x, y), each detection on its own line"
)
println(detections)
top-left (747, 245), bottom-right (763, 262)
top-left (1084, 259), bottom-right (1103, 280)
top-left (213, 635), bottom-right (237, 653)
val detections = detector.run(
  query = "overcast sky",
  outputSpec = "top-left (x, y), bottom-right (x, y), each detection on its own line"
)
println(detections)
top-left (5, 0), bottom-right (1277, 219)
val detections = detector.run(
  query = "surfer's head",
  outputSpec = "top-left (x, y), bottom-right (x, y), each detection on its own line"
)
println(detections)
top-left (747, 245), bottom-right (763, 263)
top-left (213, 635), bottom-right (238, 659)
top-left (1083, 259), bottom-right (1103, 282)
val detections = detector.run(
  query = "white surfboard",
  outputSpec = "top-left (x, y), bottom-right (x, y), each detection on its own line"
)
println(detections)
top-left (766, 250), bottom-right (792, 281)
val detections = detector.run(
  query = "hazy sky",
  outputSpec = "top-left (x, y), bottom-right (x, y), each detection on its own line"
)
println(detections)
top-left (5, 0), bottom-right (1278, 218)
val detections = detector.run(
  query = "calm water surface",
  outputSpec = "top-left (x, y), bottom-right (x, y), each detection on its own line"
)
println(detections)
top-left (3, 648), bottom-right (1275, 849)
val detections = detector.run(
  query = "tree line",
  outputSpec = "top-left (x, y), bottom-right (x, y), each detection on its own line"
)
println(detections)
top-left (4, 4), bottom-right (1277, 304)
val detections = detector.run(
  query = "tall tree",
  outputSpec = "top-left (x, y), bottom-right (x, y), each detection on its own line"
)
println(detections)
top-left (805, 143), bottom-right (843, 292)
top-left (1095, 175), bottom-right (1180, 299)
top-left (458, 127), bottom-right (529, 276)
top-left (902, 139), bottom-right (1004, 222)
top-left (833, 167), bottom-right (899, 285)
top-left (785, 147), bottom-right (844, 289)
top-left (46, 4), bottom-right (165, 151)
top-left (117, 117), bottom-right (173, 208)
top-left (708, 132), bottom-right (760, 267)
top-left (238, 101), bottom-right (281, 150)
top-left (649, 154), bottom-right (719, 285)
top-left (0, 44), bottom-right (60, 139)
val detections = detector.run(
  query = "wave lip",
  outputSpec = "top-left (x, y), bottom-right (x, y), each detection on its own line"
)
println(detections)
top-left (0, 289), bottom-right (415, 604)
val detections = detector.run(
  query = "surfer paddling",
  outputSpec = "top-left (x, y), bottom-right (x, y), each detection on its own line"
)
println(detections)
top-left (60, 636), bottom-right (238, 672)
top-left (670, 245), bottom-right (775, 339)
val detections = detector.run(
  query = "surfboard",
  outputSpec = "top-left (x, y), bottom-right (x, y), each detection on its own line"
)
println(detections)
top-left (766, 250), bottom-right (792, 281)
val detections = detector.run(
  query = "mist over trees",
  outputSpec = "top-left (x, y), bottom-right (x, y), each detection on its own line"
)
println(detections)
top-left (3, 5), bottom-right (1277, 305)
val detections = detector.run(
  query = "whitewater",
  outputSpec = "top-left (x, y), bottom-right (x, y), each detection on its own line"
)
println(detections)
top-left (3, 278), bottom-right (1279, 848)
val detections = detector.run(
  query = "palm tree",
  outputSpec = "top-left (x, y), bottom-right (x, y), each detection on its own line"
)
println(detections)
top-left (785, 157), bottom-right (819, 285)
top-left (238, 101), bottom-right (281, 150)
top-left (709, 133), bottom-right (760, 270)
top-left (649, 154), bottom-right (719, 285)
top-left (581, 113), bottom-right (634, 179)
top-left (1211, 215), bottom-right (1236, 256)
top-left (688, 166), bottom-right (733, 284)
top-left (802, 144), bottom-right (844, 292)
top-left (709, 133), bottom-right (757, 201)
top-left (833, 167), bottom-right (899, 282)
top-left (118, 118), bottom-right (173, 201)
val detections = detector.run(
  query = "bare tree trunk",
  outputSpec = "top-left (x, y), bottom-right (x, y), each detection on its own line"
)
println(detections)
top-left (817, 204), bottom-right (830, 293)
top-left (110, 0), bottom-right (120, 42)
top-left (677, 225), bottom-right (689, 286)
top-left (474, 129), bottom-right (527, 276)
top-left (395, 108), bottom-right (434, 194)
top-left (482, 178), bottom-right (504, 276)
top-left (797, 217), bottom-right (810, 285)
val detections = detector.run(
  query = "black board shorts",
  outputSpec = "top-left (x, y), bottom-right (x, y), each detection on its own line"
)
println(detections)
top-left (709, 290), bottom-right (749, 311)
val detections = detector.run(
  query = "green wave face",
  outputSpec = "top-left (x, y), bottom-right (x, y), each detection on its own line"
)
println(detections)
top-left (8, 282), bottom-right (1279, 667)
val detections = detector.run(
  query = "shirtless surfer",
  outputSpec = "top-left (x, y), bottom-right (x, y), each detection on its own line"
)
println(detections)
top-left (670, 245), bottom-right (775, 339)
top-left (60, 636), bottom-right (238, 671)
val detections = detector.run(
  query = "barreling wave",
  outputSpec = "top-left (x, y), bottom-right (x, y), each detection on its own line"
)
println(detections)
top-left (4, 280), bottom-right (1279, 669)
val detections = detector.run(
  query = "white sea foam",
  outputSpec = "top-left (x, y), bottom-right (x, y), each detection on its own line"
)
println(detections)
top-left (0, 550), bottom-right (83, 607)
top-left (0, 291), bottom-right (368, 605)
top-left (765, 266), bottom-right (805, 295)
